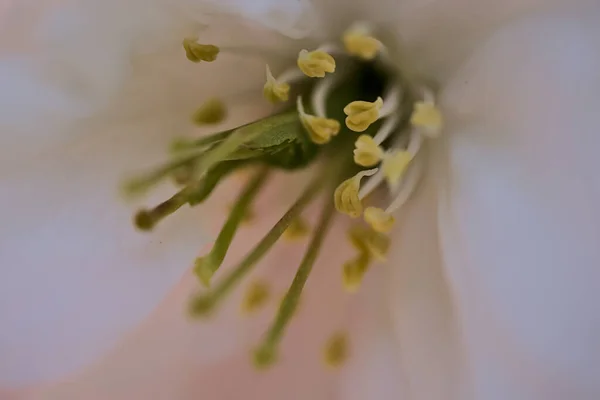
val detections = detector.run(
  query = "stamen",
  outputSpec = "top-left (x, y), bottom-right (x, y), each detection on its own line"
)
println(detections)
top-left (363, 206), bottom-right (395, 233)
top-left (353, 135), bottom-right (384, 167)
top-left (194, 168), bottom-right (270, 287)
top-left (263, 65), bottom-right (291, 103)
top-left (372, 112), bottom-right (400, 145)
top-left (254, 198), bottom-right (336, 369)
top-left (382, 150), bottom-right (413, 189)
top-left (169, 130), bottom-right (233, 153)
top-left (334, 169), bottom-right (378, 218)
top-left (190, 174), bottom-right (326, 316)
top-left (378, 86), bottom-right (402, 118)
top-left (297, 96), bottom-right (341, 144)
top-left (192, 98), bottom-right (227, 125)
top-left (283, 216), bottom-right (310, 241)
top-left (134, 191), bottom-right (188, 231)
top-left (312, 76), bottom-right (339, 118)
top-left (297, 49), bottom-right (336, 78)
top-left (410, 100), bottom-right (443, 138)
top-left (348, 226), bottom-right (390, 262)
top-left (344, 97), bottom-right (383, 132)
top-left (342, 252), bottom-right (371, 293)
top-left (241, 281), bottom-right (271, 314)
top-left (323, 332), bottom-right (349, 368)
top-left (358, 169), bottom-right (385, 200)
top-left (386, 155), bottom-right (424, 214)
top-left (182, 38), bottom-right (220, 63)
top-left (342, 23), bottom-right (381, 60)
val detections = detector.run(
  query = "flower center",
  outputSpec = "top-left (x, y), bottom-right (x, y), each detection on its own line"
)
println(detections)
top-left (125, 21), bottom-right (443, 370)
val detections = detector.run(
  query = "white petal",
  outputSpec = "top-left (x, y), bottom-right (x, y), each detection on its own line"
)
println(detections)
top-left (17, 215), bottom-right (365, 399)
top-left (384, 160), bottom-right (465, 400)
top-left (313, 0), bottom-right (584, 78)
top-left (0, 1), bottom-right (272, 384)
top-left (335, 268), bottom-right (405, 400)
top-left (439, 5), bottom-right (600, 398)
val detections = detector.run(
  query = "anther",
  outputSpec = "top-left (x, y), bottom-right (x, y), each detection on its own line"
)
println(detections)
top-left (192, 98), bottom-right (227, 125)
top-left (353, 135), bottom-right (384, 167)
top-left (364, 207), bottom-right (395, 233)
top-left (241, 281), bottom-right (271, 314)
top-left (297, 49), bottom-right (336, 78)
top-left (334, 169), bottom-right (378, 218)
top-left (348, 226), bottom-right (390, 262)
top-left (263, 65), bottom-right (291, 103)
top-left (323, 333), bottom-right (350, 368)
top-left (382, 150), bottom-right (413, 189)
top-left (297, 96), bottom-right (340, 144)
top-left (342, 23), bottom-right (381, 60)
top-left (344, 97), bottom-right (383, 132)
top-left (182, 38), bottom-right (220, 63)
top-left (410, 101), bottom-right (443, 138)
top-left (283, 216), bottom-right (310, 241)
top-left (342, 252), bottom-right (371, 293)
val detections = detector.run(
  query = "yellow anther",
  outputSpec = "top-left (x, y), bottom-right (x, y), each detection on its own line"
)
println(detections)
top-left (410, 101), bottom-right (443, 137)
top-left (364, 207), bottom-right (395, 233)
top-left (297, 97), bottom-right (340, 144)
top-left (241, 281), bottom-right (271, 314)
top-left (382, 151), bottom-right (413, 187)
top-left (342, 252), bottom-right (371, 293)
top-left (283, 216), bottom-right (310, 241)
top-left (348, 226), bottom-right (390, 262)
top-left (192, 98), bottom-right (227, 125)
top-left (323, 333), bottom-right (349, 368)
top-left (353, 135), bottom-right (384, 167)
top-left (344, 97), bottom-right (383, 132)
top-left (334, 169), bottom-right (377, 218)
top-left (297, 49), bottom-right (336, 78)
top-left (342, 29), bottom-right (382, 60)
top-left (182, 38), bottom-right (219, 63)
top-left (263, 65), bottom-right (291, 103)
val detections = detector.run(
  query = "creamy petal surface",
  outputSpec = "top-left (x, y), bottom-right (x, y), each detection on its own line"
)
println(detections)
top-left (436, 4), bottom-right (600, 398)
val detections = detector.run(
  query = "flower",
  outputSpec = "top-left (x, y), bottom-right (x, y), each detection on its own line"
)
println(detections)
top-left (2, 0), bottom-right (600, 399)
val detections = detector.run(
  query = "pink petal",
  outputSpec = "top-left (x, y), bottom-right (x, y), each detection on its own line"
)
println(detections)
top-left (437, 4), bottom-right (600, 398)
top-left (13, 205), bottom-right (402, 399)
top-left (0, 1), bottom-right (274, 384)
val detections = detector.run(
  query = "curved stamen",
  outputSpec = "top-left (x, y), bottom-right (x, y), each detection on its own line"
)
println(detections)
top-left (379, 86), bottom-right (402, 118)
top-left (373, 112), bottom-right (401, 145)
top-left (311, 75), bottom-right (341, 118)
top-left (385, 154), bottom-right (424, 213)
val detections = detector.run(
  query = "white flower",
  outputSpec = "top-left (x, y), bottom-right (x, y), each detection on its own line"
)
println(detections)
top-left (1, 0), bottom-right (600, 399)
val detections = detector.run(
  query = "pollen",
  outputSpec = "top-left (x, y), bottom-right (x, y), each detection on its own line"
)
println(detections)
top-left (410, 101), bottom-right (443, 137)
top-left (182, 38), bottom-right (220, 63)
top-left (334, 169), bottom-right (378, 218)
top-left (348, 226), bottom-right (390, 262)
top-left (323, 332), bottom-right (349, 368)
top-left (297, 97), bottom-right (340, 144)
top-left (241, 281), bottom-right (271, 314)
top-left (344, 97), bottom-right (383, 132)
top-left (192, 98), bottom-right (227, 125)
top-left (382, 150), bottom-right (413, 187)
top-left (263, 65), bottom-right (291, 103)
top-left (283, 216), bottom-right (310, 241)
top-left (342, 252), bottom-right (371, 293)
top-left (364, 207), bottom-right (395, 233)
top-left (353, 134), bottom-right (384, 167)
top-left (342, 29), bottom-right (382, 60)
top-left (297, 49), bottom-right (336, 78)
